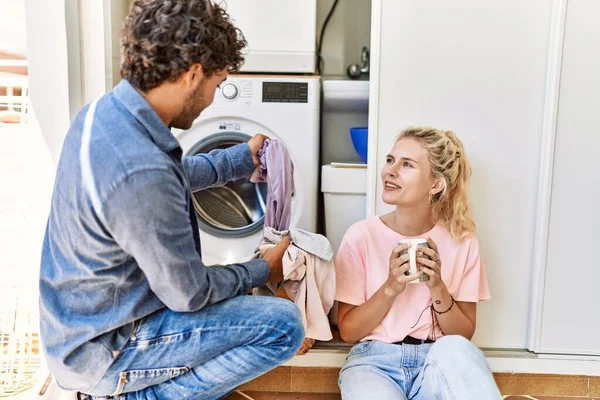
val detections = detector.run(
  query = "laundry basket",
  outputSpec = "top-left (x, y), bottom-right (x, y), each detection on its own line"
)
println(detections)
top-left (0, 284), bottom-right (41, 397)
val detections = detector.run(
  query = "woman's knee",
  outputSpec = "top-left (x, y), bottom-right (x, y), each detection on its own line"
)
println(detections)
top-left (339, 365), bottom-right (406, 400)
top-left (427, 335), bottom-right (485, 365)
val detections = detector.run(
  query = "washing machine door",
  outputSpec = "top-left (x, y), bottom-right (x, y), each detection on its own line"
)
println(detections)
top-left (186, 132), bottom-right (267, 239)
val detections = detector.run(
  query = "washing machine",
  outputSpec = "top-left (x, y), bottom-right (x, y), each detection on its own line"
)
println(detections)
top-left (174, 75), bottom-right (320, 266)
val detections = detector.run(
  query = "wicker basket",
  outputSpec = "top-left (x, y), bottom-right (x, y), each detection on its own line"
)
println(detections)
top-left (0, 285), bottom-right (41, 397)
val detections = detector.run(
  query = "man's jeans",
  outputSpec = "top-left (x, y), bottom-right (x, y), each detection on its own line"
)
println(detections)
top-left (339, 336), bottom-right (502, 400)
top-left (84, 295), bottom-right (304, 399)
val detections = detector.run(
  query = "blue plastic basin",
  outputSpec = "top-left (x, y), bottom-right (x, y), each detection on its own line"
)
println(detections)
top-left (350, 127), bottom-right (368, 163)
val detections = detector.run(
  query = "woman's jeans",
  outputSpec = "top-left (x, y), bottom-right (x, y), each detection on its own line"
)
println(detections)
top-left (338, 336), bottom-right (502, 400)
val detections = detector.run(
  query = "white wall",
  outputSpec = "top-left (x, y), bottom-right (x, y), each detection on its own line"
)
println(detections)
top-left (24, 0), bottom-right (124, 162)
top-left (79, 0), bottom-right (130, 102)
top-left (24, 0), bottom-right (83, 163)
top-left (109, 0), bottom-right (131, 87)
top-left (369, 0), bottom-right (553, 348)
top-left (0, 0), bottom-right (27, 57)
top-left (317, 0), bottom-right (372, 78)
top-left (80, 0), bottom-right (112, 103)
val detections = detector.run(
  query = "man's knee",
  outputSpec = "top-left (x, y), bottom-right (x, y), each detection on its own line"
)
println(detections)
top-left (259, 297), bottom-right (304, 356)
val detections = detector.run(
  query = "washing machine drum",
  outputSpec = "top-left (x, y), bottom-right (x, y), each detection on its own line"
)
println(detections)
top-left (186, 132), bottom-right (267, 239)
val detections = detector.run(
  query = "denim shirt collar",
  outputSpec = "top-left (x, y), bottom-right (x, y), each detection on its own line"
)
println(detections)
top-left (113, 79), bottom-right (180, 153)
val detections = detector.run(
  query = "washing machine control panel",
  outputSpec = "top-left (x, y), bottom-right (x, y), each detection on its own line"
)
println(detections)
top-left (221, 83), bottom-right (239, 101)
top-left (262, 82), bottom-right (308, 103)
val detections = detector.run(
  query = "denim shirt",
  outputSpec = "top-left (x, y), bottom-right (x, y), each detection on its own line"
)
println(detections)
top-left (39, 79), bottom-right (270, 391)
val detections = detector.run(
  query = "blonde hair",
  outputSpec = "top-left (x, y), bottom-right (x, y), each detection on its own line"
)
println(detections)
top-left (396, 127), bottom-right (475, 239)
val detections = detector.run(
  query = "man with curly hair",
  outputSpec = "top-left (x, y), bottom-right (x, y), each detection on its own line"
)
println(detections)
top-left (39, 1), bottom-right (304, 398)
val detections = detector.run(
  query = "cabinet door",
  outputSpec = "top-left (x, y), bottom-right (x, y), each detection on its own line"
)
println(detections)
top-left (225, 0), bottom-right (316, 72)
top-left (369, 0), bottom-right (553, 348)
top-left (538, 0), bottom-right (600, 355)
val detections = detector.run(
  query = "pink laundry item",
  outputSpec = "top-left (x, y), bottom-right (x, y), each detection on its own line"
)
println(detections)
top-left (335, 216), bottom-right (491, 343)
top-left (259, 243), bottom-right (335, 341)
top-left (250, 139), bottom-right (294, 230)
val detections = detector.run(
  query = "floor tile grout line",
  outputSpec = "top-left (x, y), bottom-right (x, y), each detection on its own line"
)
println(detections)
top-left (234, 390), bottom-right (256, 400)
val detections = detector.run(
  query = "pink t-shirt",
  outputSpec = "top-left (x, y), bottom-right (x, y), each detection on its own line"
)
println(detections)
top-left (335, 216), bottom-right (491, 343)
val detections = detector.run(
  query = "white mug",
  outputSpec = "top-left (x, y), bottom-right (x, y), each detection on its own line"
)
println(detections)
top-left (397, 238), bottom-right (431, 283)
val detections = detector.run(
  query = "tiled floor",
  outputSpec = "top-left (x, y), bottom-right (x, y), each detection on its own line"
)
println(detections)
top-left (226, 393), bottom-right (598, 400)
top-left (226, 392), bottom-right (340, 399)
top-left (503, 397), bottom-right (598, 400)
top-left (223, 366), bottom-right (600, 399)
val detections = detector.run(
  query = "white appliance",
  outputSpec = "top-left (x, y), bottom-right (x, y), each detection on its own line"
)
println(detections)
top-left (320, 80), bottom-right (370, 254)
top-left (174, 75), bottom-right (320, 265)
top-left (225, 0), bottom-right (317, 73)
top-left (321, 164), bottom-right (367, 255)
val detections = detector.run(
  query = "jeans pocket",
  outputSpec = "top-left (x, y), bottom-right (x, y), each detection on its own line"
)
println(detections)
top-left (348, 341), bottom-right (375, 357)
top-left (111, 366), bottom-right (190, 395)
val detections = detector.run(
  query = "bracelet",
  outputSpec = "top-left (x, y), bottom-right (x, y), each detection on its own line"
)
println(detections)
top-left (432, 295), bottom-right (455, 314)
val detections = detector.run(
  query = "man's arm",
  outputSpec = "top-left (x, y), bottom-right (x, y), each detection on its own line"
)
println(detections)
top-left (104, 167), bottom-right (269, 312)
top-left (182, 134), bottom-right (268, 192)
top-left (182, 143), bottom-right (254, 192)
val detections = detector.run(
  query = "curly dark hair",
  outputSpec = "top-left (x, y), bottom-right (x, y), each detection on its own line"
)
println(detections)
top-left (121, 0), bottom-right (247, 92)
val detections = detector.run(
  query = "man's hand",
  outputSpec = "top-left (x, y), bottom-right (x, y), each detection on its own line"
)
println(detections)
top-left (247, 133), bottom-right (269, 167)
top-left (263, 236), bottom-right (291, 286)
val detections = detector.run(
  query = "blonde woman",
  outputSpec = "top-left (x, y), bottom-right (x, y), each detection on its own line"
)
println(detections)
top-left (335, 127), bottom-right (501, 399)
